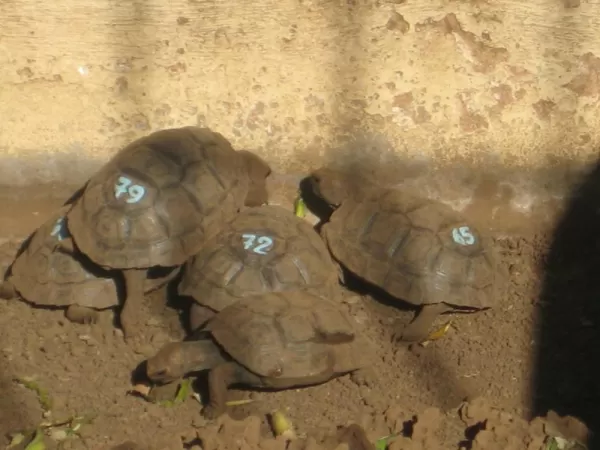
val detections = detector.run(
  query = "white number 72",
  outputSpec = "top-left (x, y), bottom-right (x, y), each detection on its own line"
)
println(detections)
top-left (114, 176), bottom-right (146, 204)
top-left (242, 233), bottom-right (274, 255)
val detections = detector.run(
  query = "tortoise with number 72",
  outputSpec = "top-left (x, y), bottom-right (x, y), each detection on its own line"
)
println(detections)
top-left (0, 205), bottom-right (178, 324)
top-left (145, 290), bottom-right (372, 419)
top-left (63, 127), bottom-right (271, 340)
top-left (305, 167), bottom-right (501, 343)
top-left (178, 204), bottom-right (341, 331)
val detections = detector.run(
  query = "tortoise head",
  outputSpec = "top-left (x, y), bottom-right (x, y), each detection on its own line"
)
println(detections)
top-left (309, 167), bottom-right (352, 208)
top-left (146, 342), bottom-right (187, 384)
top-left (238, 150), bottom-right (272, 207)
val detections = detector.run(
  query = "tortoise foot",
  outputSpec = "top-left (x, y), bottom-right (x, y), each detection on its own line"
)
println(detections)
top-left (66, 305), bottom-right (99, 325)
top-left (123, 333), bottom-right (148, 355)
top-left (393, 328), bottom-right (427, 343)
top-left (202, 404), bottom-right (227, 420)
top-left (393, 303), bottom-right (449, 343)
top-left (350, 368), bottom-right (376, 387)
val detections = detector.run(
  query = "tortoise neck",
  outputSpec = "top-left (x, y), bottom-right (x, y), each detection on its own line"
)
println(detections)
top-left (179, 339), bottom-right (228, 373)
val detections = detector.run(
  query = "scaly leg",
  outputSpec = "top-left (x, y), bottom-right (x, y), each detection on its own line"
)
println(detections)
top-left (65, 305), bottom-right (100, 324)
top-left (120, 269), bottom-right (147, 341)
top-left (394, 302), bottom-right (452, 343)
top-left (189, 303), bottom-right (217, 332)
top-left (202, 361), bottom-right (261, 420)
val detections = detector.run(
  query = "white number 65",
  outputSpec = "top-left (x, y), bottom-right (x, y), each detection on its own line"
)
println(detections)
top-left (114, 176), bottom-right (146, 204)
top-left (452, 226), bottom-right (476, 246)
top-left (242, 233), bottom-right (274, 255)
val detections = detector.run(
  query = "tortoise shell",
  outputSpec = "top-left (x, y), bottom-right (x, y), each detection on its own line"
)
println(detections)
top-left (178, 205), bottom-right (340, 312)
top-left (207, 290), bottom-right (360, 379)
top-left (320, 188), bottom-right (498, 309)
top-left (7, 206), bottom-right (176, 309)
top-left (66, 127), bottom-right (250, 269)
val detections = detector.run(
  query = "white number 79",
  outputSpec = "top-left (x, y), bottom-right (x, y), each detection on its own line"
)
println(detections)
top-left (114, 176), bottom-right (146, 204)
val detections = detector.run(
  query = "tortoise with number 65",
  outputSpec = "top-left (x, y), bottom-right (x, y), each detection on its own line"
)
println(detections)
top-left (64, 127), bottom-right (271, 340)
top-left (305, 167), bottom-right (501, 343)
top-left (145, 290), bottom-right (372, 419)
top-left (0, 206), bottom-right (178, 325)
top-left (178, 204), bottom-right (341, 331)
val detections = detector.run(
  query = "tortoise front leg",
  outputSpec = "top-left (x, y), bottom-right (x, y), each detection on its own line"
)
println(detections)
top-left (203, 361), bottom-right (260, 420)
top-left (65, 305), bottom-right (99, 324)
top-left (120, 268), bottom-right (147, 340)
top-left (394, 302), bottom-right (452, 343)
top-left (189, 303), bottom-right (217, 332)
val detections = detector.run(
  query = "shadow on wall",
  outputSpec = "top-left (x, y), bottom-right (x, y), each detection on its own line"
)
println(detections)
top-left (533, 155), bottom-right (600, 449)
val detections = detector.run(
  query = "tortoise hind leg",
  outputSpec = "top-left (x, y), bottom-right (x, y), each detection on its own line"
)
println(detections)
top-left (394, 302), bottom-right (452, 343)
top-left (0, 281), bottom-right (17, 299)
top-left (119, 268), bottom-right (147, 341)
top-left (202, 361), bottom-right (261, 420)
top-left (65, 305), bottom-right (99, 325)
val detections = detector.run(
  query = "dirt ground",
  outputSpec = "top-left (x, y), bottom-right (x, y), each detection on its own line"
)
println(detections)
top-left (0, 175), bottom-right (595, 450)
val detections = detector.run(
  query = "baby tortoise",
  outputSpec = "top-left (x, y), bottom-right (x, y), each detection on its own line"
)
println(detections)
top-left (64, 127), bottom-right (270, 339)
top-left (179, 204), bottom-right (341, 330)
top-left (0, 206), bottom-right (178, 325)
top-left (307, 167), bottom-right (500, 343)
top-left (145, 290), bottom-right (371, 419)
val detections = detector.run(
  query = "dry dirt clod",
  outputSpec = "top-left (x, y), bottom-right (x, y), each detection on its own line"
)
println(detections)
top-left (130, 383), bottom-right (151, 398)
top-left (411, 407), bottom-right (443, 440)
top-left (109, 441), bottom-right (144, 450)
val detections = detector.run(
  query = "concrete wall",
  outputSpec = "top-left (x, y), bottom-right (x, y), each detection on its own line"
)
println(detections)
top-left (1, 0), bottom-right (600, 211)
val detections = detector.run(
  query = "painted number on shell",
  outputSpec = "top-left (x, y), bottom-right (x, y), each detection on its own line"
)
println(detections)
top-left (452, 226), bottom-right (476, 246)
top-left (50, 217), bottom-right (69, 241)
top-left (242, 233), bottom-right (274, 255)
top-left (114, 176), bottom-right (146, 204)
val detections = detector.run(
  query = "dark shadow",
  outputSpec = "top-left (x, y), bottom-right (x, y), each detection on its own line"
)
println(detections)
top-left (533, 157), bottom-right (600, 449)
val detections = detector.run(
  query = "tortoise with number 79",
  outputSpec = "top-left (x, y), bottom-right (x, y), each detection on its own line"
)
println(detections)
top-left (305, 167), bottom-right (501, 343)
top-left (63, 127), bottom-right (271, 340)
top-left (0, 206), bottom-right (178, 324)
top-left (178, 204), bottom-right (341, 331)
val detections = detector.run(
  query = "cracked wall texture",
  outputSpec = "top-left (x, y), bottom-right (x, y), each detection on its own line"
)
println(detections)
top-left (1, 0), bottom-right (599, 187)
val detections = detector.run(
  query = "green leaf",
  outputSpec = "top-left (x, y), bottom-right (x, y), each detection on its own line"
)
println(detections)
top-left (546, 437), bottom-right (560, 450)
top-left (15, 377), bottom-right (53, 411)
top-left (24, 429), bottom-right (46, 450)
top-left (294, 196), bottom-right (306, 218)
top-left (157, 379), bottom-right (192, 407)
top-left (375, 433), bottom-right (400, 450)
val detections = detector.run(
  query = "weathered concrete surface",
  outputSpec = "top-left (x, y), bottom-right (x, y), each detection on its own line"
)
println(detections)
top-left (1, 0), bottom-right (599, 196)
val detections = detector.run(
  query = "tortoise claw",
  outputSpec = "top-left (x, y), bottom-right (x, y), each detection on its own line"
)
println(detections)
top-left (65, 305), bottom-right (99, 325)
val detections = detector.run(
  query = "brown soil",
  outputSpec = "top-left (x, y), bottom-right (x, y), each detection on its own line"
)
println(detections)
top-left (0, 174), bottom-right (597, 450)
